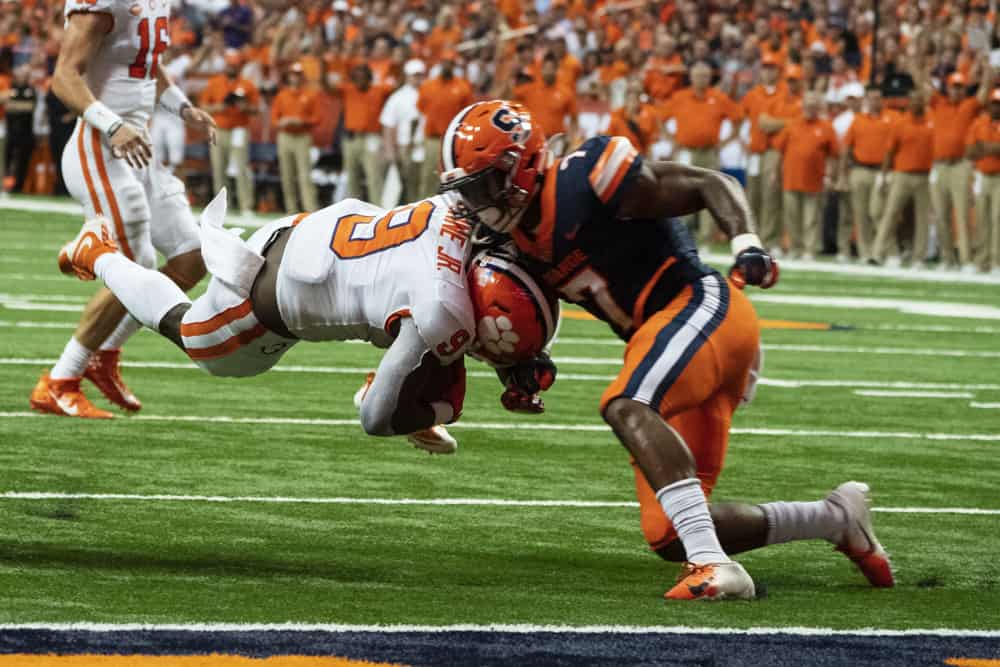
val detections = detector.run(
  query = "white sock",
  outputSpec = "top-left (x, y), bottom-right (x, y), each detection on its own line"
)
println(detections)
top-left (759, 499), bottom-right (847, 545)
top-left (656, 478), bottom-right (730, 565)
top-left (99, 315), bottom-right (142, 352)
top-left (94, 253), bottom-right (190, 331)
top-left (50, 337), bottom-right (94, 380)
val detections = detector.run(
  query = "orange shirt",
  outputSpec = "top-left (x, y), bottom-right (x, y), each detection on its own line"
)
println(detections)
top-left (774, 118), bottom-right (838, 193)
top-left (660, 87), bottom-right (741, 149)
top-left (513, 80), bottom-right (577, 136)
top-left (605, 105), bottom-right (661, 155)
top-left (556, 54), bottom-right (582, 91)
top-left (417, 76), bottom-right (474, 137)
top-left (200, 75), bottom-right (260, 130)
top-left (643, 54), bottom-right (684, 102)
top-left (0, 74), bottom-right (10, 119)
top-left (929, 95), bottom-right (981, 161)
top-left (843, 111), bottom-right (896, 166)
top-left (765, 92), bottom-right (802, 149)
top-left (966, 114), bottom-right (1000, 174)
top-left (888, 112), bottom-right (935, 173)
top-left (427, 25), bottom-right (463, 60)
top-left (741, 83), bottom-right (785, 154)
top-left (337, 82), bottom-right (393, 133)
top-left (598, 60), bottom-right (630, 84)
top-left (270, 86), bottom-right (320, 134)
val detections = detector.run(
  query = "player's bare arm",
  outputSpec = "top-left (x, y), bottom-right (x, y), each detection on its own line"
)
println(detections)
top-left (155, 62), bottom-right (216, 144)
top-left (54, 12), bottom-right (152, 169)
top-left (617, 160), bottom-right (778, 288)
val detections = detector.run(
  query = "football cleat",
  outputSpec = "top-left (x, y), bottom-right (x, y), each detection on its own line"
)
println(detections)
top-left (665, 561), bottom-right (756, 601)
top-left (84, 349), bottom-right (142, 412)
top-left (29, 372), bottom-right (113, 419)
top-left (827, 481), bottom-right (895, 588)
top-left (58, 218), bottom-right (118, 281)
top-left (407, 425), bottom-right (458, 455)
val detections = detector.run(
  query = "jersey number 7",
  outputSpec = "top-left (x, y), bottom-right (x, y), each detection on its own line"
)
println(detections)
top-left (129, 17), bottom-right (169, 80)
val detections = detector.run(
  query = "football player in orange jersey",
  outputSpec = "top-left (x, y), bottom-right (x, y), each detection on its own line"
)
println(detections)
top-left (439, 101), bottom-right (894, 600)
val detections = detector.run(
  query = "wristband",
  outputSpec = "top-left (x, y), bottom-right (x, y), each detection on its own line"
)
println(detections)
top-left (159, 84), bottom-right (192, 117)
top-left (430, 400), bottom-right (455, 425)
top-left (731, 232), bottom-right (763, 257)
top-left (82, 101), bottom-right (124, 137)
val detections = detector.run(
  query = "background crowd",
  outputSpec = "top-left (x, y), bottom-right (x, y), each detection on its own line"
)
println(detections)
top-left (1, 0), bottom-right (1000, 272)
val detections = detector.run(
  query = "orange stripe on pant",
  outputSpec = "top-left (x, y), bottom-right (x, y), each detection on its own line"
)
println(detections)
top-left (77, 124), bottom-right (103, 216)
top-left (180, 300), bottom-right (254, 337)
top-left (186, 323), bottom-right (268, 360)
top-left (602, 279), bottom-right (760, 552)
top-left (91, 127), bottom-right (133, 259)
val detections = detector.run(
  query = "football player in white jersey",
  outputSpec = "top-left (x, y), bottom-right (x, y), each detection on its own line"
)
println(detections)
top-left (56, 189), bottom-right (503, 450)
top-left (30, 0), bottom-right (217, 419)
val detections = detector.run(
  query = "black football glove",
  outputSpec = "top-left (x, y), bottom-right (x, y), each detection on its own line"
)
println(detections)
top-left (729, 246), bottom-right (780, 289)
top-left (496, 352), bottom-right (557, 414)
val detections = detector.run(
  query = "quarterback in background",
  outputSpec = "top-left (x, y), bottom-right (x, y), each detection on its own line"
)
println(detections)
top-left (30, 0), bottom-right (216, 419)
top-left (439, 101), bottom-right (894, 600)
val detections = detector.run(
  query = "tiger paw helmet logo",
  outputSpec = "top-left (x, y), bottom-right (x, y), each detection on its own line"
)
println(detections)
top-left (477, 315), bottom-right (520, 359)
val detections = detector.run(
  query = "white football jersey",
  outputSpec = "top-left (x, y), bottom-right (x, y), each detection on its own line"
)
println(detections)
top-left (276, 194), bottom-right (476, 363)
top-left (64, 0), bottom-right (170, 125)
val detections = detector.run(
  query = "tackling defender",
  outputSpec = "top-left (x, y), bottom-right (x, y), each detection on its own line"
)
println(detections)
top-left (57, 189), bottom-right (513, 450)
top-left (31, 0), bottom-right (216, 419)
top-left (439, 101), bottom-right (893, 600)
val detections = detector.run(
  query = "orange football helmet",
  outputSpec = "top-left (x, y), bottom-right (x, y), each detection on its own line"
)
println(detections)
top-left (438, 100), bottom-right (547, 233)
top-left (467, 249), bottom-right (560, 367)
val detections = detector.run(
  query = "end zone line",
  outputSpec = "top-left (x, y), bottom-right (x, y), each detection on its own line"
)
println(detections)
top-left (1, 411), bottom-right (999, 441)
top-left (1, 491), bottom-right (998, 515)
top-left (0, 622), bottom-right (999, 637)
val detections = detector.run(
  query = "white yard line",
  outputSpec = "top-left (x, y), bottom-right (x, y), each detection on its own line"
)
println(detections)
top-left (0, 622), bottom-right (998, 636)
top-left (2, 410), bottom-right (998, 441)
top-left (1, 491), bottom-right (998, 516)
top-left (749, 293), bottom-right (1000, 320)
top-left (854, 390), bottom-right (974, 399)
top-left (970, 402), bottom-right (1000, 409)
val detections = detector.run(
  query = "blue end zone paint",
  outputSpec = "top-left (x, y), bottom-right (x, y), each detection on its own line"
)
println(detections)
top-left (1, 629), bottom-right (998, 666)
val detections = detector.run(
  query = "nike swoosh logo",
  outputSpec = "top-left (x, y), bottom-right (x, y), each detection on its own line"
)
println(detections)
top-left (76, 234), bottom-right (95, 260)
top-left (52, 391), bottom-right (79, 416)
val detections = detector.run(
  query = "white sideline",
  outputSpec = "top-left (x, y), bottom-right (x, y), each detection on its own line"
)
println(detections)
top-left (971, 402), bottom-right (1000, 409)
top-left (4, 358), bottom-right (1000, 391)
top-left (854, 390), bottom-right (974, 399)
top-left (2, 491), bottom-right (999, 516)
top-left (2, 411), bottom-right (999, 441)
top-left (0, 622), bottom-right (998, 636)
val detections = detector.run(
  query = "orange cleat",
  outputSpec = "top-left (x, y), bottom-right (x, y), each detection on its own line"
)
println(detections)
top-left (58, 218), bottom-right (117, 281)
top-left (84, 349), bottom-right (142, 412)
top-left (407, 425), bottom-right (458, 455)
top-left (665, 561), bottom-right (755, 601)
top-left (29, 373), bottom-right (113, 419)
top-left (828, 481), bottom-right (895, 588)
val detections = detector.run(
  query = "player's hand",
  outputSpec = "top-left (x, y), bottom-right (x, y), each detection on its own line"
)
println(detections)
top-left (730, 246), bottom-right (779, 289)
top-left (109, 123), bottom-right (152, 169)
top-left (496, 351), bottom-right (556, 395)
top-left (182, 105), bottom-right (218, 145)
top-left (500, 388), bottom-right (545, 414)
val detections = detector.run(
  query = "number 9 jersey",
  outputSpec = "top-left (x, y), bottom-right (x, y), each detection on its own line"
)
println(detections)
top-left (65, 0), bottom-right (168, 127)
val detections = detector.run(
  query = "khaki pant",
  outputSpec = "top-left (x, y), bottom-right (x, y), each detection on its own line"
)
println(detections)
top-left (846, 167), bottom-right (880, 261)
top-left (759, 149), bottom-right (783, 251)
top-left (277, 131), bottom-right (317, 213)
top-left (342, 133), bottom-right (384, 203)
top-left (782, 190), bottom-right (822, 257)
top-left (873, 171), bottom-right (931, 264)
top-left (397, 150), bottom-right (422, 204)
top-left (676, 146), bottom-right (719, 245)
top-left (746, 152), bottom-right (766, 231)
top-left (930, 160), bottom-right (971, 266)
top-left (833, 189), bottom-right (853, 257)
top-left (420, 136), bottom-right (443, 199)
top-left (973, 171), bottom-right (1000, 271)
top-left (211, 127), bottom-right (254, 214)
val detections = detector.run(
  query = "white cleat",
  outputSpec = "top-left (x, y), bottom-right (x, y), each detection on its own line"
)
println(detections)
top-left (827, 481), bottom-right (895, 587)
top-left (664, 561), bottom-right (755, 601)
top-left (407, 425), bottom-right (458, 455)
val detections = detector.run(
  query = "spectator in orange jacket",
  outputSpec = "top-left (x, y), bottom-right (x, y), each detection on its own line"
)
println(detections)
top-left (965, 89), bottom-right (1000, 273)
top-left (271, 63), bottom-right (320, 213)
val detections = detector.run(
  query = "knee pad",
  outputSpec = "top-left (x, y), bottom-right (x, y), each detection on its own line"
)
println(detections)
top-left (148, 169), bottom-right (201, 260)
top-left (120, 182), bottom-right (152, 225)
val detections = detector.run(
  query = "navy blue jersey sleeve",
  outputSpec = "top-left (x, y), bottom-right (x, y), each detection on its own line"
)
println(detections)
top-left (560, 135), bottom-right (643, 217)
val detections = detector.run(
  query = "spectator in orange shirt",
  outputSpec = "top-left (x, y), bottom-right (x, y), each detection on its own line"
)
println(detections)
top-left (606, 82), bottom-right (660, 156)
top-left (756, 64), bottom-right (805, 254)
top-left (333, 63), bottom-right (393, 203)
top-left (659, 61), bottom-right (742, 244)
top-left (550, 37), bottom-right (582, 92)
top-left (642, 37), bottom-right (685, 103)
top-left (513, 53), bottom-right (578, 142)
top-left (740, 52), bottom-right (784, 233)
top-left (774, 91), bottom-right (839, 259)
top-left (200, 49), bottom-right (260, 215)
top-left (416, 52), bottom-right (474, 197)
top-left (965, 89), bottom-right (1000, 273)
top-left (0, 71), bottom-right (10, 194)
top-left (873, 91), bottom-right (936, 267)
top-left (271, 63), bottom-right (320, 213)
top-left (926, 69), bottom-right (993, 269)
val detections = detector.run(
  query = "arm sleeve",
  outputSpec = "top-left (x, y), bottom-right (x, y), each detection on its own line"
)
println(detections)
top-left (358, 318), bottom-right (431, 436)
